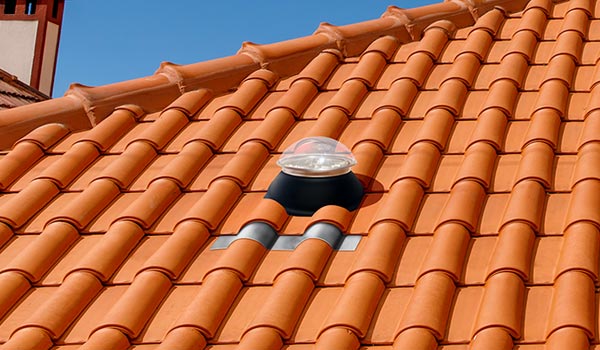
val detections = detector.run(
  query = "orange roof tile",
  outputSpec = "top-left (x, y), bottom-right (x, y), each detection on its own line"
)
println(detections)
top-left (0, 69), bottom-right (48, 111)
top-left (0, 0), bottom-right (599, 348)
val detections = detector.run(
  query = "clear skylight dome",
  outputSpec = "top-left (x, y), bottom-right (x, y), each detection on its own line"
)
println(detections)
top-left (277, 137), bottom-right (357, 177)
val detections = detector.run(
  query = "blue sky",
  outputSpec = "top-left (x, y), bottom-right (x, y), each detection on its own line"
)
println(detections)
top-left (53, 1), bottom-right (438, 97)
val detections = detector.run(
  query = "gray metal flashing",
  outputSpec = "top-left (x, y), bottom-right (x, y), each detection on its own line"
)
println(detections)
top-left (211, 221), bottom-right (362, 251)
top-left (236, 222), bottom-right (278, 248)
top-left (304, 223), bottom-right (342, 248)
top-left (337, 235), bottom-right (362, 251)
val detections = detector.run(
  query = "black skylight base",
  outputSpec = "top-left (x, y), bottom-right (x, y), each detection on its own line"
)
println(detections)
top-left (265, 171), bottom-right (364, 216)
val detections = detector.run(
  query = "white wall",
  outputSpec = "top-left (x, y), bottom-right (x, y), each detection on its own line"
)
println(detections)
top-left (0, 20), bottom-right (37, 84)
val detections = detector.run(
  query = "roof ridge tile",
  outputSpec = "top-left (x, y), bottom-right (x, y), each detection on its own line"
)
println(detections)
top-left (156, 54), bottom-right (258, 94)
top-left (0, 95), bottom-right (90, 150)
top-left (66, 75), bottom-right (180, 126)
top-left (1, 0), bottom-right (534, 151)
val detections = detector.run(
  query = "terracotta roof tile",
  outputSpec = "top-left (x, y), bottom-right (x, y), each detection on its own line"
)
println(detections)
top-left (0, 70), bottom-right (48, 111)
top-left (3, 0), bottom-right (600, 348)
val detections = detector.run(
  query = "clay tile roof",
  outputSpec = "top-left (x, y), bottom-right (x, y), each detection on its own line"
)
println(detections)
top-left (0, 69), bottom-right (48, 111)
top-left (0, 0), bottom-right (598, 348)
